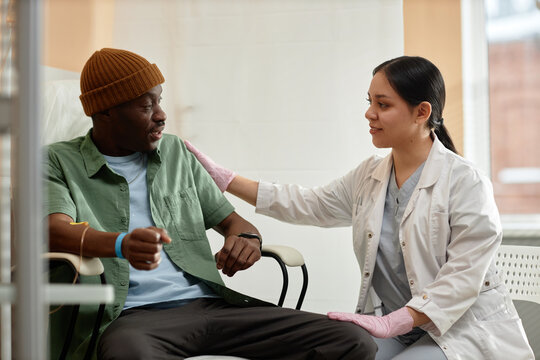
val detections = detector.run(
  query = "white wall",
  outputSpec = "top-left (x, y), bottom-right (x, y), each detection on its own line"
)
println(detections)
top-left (112, 0), bottom-right (403, 314)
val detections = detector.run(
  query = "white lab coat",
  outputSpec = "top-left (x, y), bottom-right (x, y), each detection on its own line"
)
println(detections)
top-left (256, 137), bottom-right (534, 360)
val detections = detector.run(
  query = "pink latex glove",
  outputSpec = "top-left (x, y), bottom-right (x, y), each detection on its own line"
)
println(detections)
top-left (184, 140), bottom-right (236, 192)
top-left (327, 307), bottom-right (414, 338)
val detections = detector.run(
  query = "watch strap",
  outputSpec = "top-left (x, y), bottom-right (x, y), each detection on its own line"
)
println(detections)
top-left (237, 232), bottom-right (262, 251)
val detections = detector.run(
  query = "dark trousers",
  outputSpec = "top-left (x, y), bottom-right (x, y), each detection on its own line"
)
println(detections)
top-left (98, 298), bottom-right (377, 360)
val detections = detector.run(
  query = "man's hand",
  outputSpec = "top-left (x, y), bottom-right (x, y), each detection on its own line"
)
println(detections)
top-left (121, 227), bottom-right (172, 270)
top-left (215, 234), bottom-right (261, 277)
top-left (327, 307), bottom-right (414, 338)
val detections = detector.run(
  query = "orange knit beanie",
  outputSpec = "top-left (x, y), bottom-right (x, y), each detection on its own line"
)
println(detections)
top-left (79, 48), bottom-right (165, 116)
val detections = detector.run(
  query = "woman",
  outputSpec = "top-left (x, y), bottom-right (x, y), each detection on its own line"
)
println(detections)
top-left (185, 56), bottom-right (533, 359)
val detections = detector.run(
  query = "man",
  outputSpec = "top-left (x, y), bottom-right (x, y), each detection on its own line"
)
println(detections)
top-left (46, 48), bottom-right (376, 360)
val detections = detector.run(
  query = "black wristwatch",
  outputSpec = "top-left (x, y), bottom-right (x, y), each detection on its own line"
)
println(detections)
top-left (237, 232), bottom-right (262, 251)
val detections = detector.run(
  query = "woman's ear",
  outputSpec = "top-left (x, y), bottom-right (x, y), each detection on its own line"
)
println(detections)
top-left (416, 101), bottom-right (432, 125)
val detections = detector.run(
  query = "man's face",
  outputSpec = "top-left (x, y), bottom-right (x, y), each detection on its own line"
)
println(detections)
top-left (108, 85), bottom-right (166, 155)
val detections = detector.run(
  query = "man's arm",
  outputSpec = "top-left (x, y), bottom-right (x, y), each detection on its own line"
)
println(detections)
top-left (213, 211), bottom-right (262, 277)
top-left (48, 213), bottom-right (171, 271)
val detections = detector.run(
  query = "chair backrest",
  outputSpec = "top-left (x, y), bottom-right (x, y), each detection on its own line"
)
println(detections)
top-left (42, 76), bottom-right (91, 145)
top-left (495, 244), bottom-right (540, 304)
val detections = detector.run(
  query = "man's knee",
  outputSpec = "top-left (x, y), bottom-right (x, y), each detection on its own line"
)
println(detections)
top-left (98, 325), bottom-right (152, 360)
top-left (332, 321), bottom-right (378, 359)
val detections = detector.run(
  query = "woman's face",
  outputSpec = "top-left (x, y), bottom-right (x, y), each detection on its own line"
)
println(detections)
top-left (365, 71), bottom-right (423, 150)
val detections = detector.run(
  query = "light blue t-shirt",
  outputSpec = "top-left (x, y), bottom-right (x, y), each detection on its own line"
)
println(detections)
top-left (372, 162), bottom-right (426, 345)
top-left (103, 152), bottom-right (217, 310)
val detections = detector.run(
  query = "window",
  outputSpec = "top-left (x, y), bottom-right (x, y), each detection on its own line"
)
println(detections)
top-left (486, 0), bottom-right (540, 215)
top-left (462, 0), bottom-right (540, 236)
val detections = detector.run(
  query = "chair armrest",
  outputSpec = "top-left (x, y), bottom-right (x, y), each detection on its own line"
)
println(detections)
top-left (43, 252), bottom-right (104, 276)
top-left (261, 245), bottom-right (308, 309)
top-left (261, 245), bottom-right (305, 267)
top-left (45, 252), bottom-right (108, 360)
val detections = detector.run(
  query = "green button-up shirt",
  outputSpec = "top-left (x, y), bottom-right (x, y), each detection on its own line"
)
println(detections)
top-left (45, 130), bottom-right (266, 359)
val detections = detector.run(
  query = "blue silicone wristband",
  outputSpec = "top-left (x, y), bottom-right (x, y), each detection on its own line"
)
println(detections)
top-left (115, 232), bottom-right (127, 259)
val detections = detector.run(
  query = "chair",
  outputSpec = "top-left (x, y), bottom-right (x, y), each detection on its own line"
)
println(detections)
top-left (43, 73), bottom-right (309, 360)
top-left (495, 244), bottom-right (540, 358)
top-left (45, 253), bottom-right (108, 360)
top-left (495, 244), bottom-right (540, 304)
top-left (183, 247), bottom-right (308, 358)
top-left (178, 246), bottom-right (308, 360)
top-left (47, 246), bottom-right (307, 360)
top-left (261, 244), bottom-right (308, 309)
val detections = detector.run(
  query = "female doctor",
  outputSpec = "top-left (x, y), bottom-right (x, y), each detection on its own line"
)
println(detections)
top-left (185, 56), bottom-right (533, 360)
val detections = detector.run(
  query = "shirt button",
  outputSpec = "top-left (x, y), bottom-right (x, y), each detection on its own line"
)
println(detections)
top-left (409, 279), bottom-right (414, 285)
top-left (485, 281), bottom-right (490, 286)
top-left (120, 184), bottom-right (127, 192)
top-left (121, 217), bottom-right (128, 224)
top-left (364, 272), bottom-right (370, 277)
top-left (367, 233), bottom-right (373, 239)
top-left (120, 280), bottom-right (127, 286)
top-left (401, 241), bottom-right (405, 247)
top-left (422, 294), bottom-right (428, 300)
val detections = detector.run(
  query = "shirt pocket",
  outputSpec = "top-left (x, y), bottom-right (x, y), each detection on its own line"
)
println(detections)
top-left (430, 211), bottom-right (450, 265)
top-left (353, 202), bottom-right (369, 234)
top-left (471, 318), bottom-right (532, 360)
top-left (163, 187), bottom-right (206, 241)
top-left (470, 285), bottom-right (509, 322)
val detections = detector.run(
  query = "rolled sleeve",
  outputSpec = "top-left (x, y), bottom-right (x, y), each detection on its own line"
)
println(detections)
top-left (255, 181), bottom-right (274, 213)
top-left (44, 148), bottom-right (77, 219)
top-left (407, 295), bottom-right (449, 336)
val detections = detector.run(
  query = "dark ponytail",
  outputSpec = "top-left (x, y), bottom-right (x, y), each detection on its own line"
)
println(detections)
top-left (373, 56), bottom-right (458, 154)
top-left (431, 118), bottom-right (457, 154)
